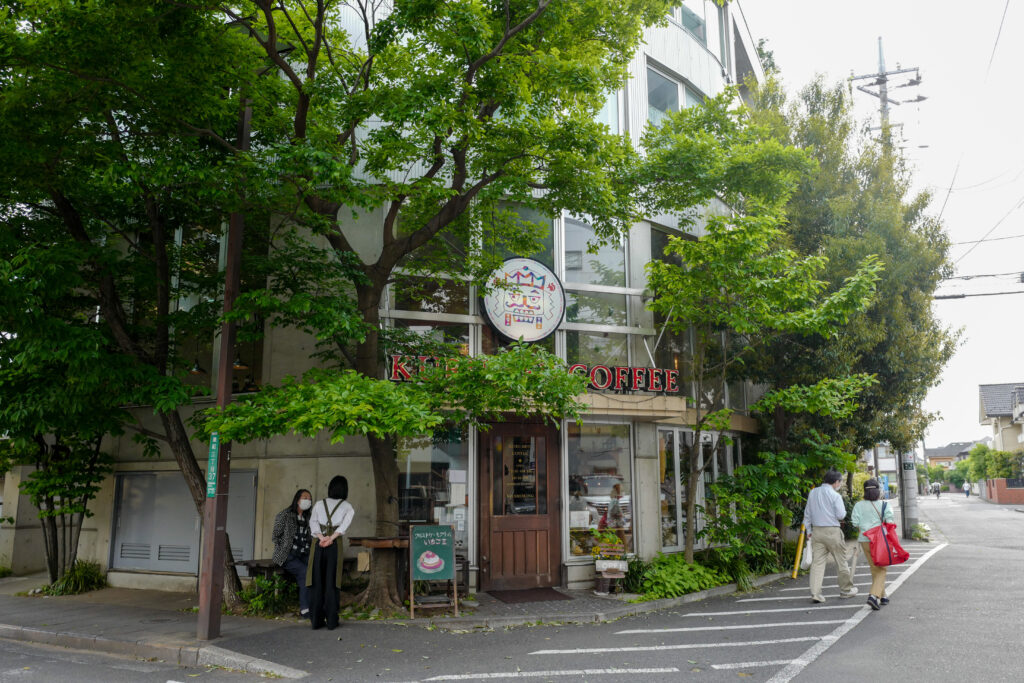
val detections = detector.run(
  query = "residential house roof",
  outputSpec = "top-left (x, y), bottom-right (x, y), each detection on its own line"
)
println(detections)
top-left (979, 383), bottom-right (1024, 421)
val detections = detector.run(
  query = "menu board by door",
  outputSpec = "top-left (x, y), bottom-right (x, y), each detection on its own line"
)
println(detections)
top-left (409, 524), bottom-right (459, 618)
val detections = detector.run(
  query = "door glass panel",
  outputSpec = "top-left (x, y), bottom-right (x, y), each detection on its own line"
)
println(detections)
top-left (659, 430), bottom-right (678, 549)
top-left (493, 436), bottom-right (544, 516)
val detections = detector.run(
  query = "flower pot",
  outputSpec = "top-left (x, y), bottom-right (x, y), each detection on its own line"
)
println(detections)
top-left (593, 575), bottom-right (612, 595)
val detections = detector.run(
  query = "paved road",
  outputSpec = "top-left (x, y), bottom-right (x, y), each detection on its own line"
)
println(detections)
top-left (802, 493), bottom-right (1024, 682)
top-left (215, 525), bottom-right (945, 681)
top-left (0, 639), bottom-right (253, 682)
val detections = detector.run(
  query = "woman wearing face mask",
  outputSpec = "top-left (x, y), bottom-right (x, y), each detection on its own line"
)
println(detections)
top-left (272, 489), bottom-right (313, 619)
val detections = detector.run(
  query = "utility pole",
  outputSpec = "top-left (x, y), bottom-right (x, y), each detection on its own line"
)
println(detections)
top-left (197, 95), bottom-right (250, 641)
top-left (849, 37), bottom-right (926, 150)
top-left (898, 449), bottom-right (920, 539)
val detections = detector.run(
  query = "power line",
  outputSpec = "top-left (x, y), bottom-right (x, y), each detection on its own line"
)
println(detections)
top-left (953, 192), bottom-right (1024, 265)
top-left (951, 233), bottom-right (1024, 246)
top-left (941, 270), bottom-right (1023, 281)
top-left (985, 0), bottom-right (1012, 80)
top-left (935, 290), bottom-right (1024, 300)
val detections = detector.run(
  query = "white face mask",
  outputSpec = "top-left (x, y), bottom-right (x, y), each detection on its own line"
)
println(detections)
top-left (298, 498), bottom-right (312, 511)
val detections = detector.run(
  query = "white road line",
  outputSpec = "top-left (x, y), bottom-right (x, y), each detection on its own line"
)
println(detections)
top-left (529, 636), bottom-right (821, 655)
top-left (765, 542), bottom-right (948, 683)
top-left (423, 668), bottom-right (680, 680)
top-left (712, 660), bottom-right (796, 670)
top-left (738, 595), bottom-right (863, 602)
top-left (779, 582), bottom-right (871, 592)
top-left (615, 620), bottom-right (845, 634)
top-left (681, 604), bottom-right (862, 617)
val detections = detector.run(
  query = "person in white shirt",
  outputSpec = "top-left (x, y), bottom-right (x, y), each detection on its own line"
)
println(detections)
top-left (307, 476), bottom-right (355, 630)
top-left (803, 470), bottom-right (857, 604)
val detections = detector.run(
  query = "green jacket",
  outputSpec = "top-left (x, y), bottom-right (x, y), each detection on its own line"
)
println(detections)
top-left (850, 500), bottom-right (895, 542)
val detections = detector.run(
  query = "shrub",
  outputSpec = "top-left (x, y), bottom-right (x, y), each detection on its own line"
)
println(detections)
top-left (45, 560), bottom-right (106, 595)
top-left (0, 566), bottom-right (11, 579)
top-left (622, 556), bottom-right (649, 594)
top-left (638, 553), bottom-right (726, 601)
top-left (911, 523), bottom-right (931, 542)
top-left (238, 574), bottom-right (296, 616)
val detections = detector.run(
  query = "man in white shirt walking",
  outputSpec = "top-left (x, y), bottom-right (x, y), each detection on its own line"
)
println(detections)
top-left (803, 471), bottom-right (858, 603)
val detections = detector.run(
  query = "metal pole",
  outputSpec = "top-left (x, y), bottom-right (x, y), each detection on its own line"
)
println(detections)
top-left (197, 96), bottom-right (250, 641)
top-left (899, 449), bottom-right (919, 540)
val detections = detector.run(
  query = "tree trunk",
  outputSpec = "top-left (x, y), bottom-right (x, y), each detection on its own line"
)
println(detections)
top-left (684, 441), bottom-right (700, 564)
top-left (355, 435), bottom-right (404, 612)
top-left (39, 513), bottom-right (58, 583)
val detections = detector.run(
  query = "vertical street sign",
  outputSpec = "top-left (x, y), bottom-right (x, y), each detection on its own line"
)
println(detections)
top-left (206, 432), bottom-right (220, 498)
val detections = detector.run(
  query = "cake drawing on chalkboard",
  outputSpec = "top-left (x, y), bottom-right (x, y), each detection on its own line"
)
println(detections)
top-left (417, 550), bottom-right (444, 574)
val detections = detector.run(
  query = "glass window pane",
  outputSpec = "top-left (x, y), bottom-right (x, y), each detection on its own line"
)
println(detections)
top-left (397, 426), bottom-right (469, 550)
top-left (567, 423), bottom-right (632, 556)
top-left (494, 203), bottom-right (555, 270)
top-left (680, 0), bottom-right (707, 45)
top-left (596, 91), bottom-right (619, 133)
top-left (659, 430), bottom-right (679, 549)
top-left (564, 217), bottom-right (625, 287)
top-left (494, 435), bottom-right (543, 516)
top-left (566, 330), bottom-right (628, 367)
top-left (392, 277), bottom-right (469, 314)
top-left (647, 68), bottom-right (679, 126)
top-left (566, 291), bottom-right (627, 326)
top-left (391, 320), bottom-right (470, 356)
top-left (684, 86), bottom-right (703, 108)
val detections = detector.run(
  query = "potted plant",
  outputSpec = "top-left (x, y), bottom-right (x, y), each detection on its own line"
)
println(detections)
top-left (591, 529), bottom-right (627, 594)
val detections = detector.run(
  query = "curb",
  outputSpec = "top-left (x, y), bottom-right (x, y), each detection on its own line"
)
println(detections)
top-left (397, 571), bottom-right (790, 631)
top-left (0, 623), bottom-right (308, 679)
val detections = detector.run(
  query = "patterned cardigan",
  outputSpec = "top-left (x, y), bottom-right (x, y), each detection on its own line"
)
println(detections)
top-left (271, 507), bottom-right (302, 567)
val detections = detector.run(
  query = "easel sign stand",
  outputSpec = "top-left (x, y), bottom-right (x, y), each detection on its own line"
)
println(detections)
top-left (409, 524), bottom-right (459, 618)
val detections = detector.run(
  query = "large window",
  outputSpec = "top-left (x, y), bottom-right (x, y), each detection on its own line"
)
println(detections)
top-left (567, 422), bottom-right (633, 557)
top-left (566, 330), bottom-right (628, 368)
top-left (647, 67), bottom-right (703, 127)
top-left (397, 427), bottom-right (470, 551)
top-left (658, 428), bottom-right (738, 552)
top-left (563, 217), bottom-right (626, 287)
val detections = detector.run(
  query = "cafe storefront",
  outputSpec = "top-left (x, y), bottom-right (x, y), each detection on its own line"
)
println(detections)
top-left (386, 235), bottom-right (757, 591)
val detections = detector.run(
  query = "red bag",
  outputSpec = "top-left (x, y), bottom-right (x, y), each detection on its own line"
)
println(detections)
top-left (863, 502), bottom-right (909, 567)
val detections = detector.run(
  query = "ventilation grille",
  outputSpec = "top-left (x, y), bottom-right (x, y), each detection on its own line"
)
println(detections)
top-left (119, 543), bottom-right (150, 560)
top-left (157, 545), bottom-right (191, 562)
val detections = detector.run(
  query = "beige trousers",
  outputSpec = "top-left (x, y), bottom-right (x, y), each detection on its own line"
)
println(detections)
top-left (809, 526), bottom-right (854, 600)
top-left (859, 541), bottom-right (888, 598)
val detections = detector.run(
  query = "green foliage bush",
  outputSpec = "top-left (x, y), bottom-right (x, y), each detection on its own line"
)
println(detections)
top-left (911, 523), bottom-right (931, 542)
top-left (238, 575), bottom-right (296, 616)
top-left (45, 561), bottom-right (106, 595)
top-left (0, 566), bottom-right (12, 579)
top-left (622, 557), bottom-right (649, 594)
top-left (638, 553), bottom-right (726, 601)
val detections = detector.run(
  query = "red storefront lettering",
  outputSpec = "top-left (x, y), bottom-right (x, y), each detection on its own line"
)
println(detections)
top-left (630, 367), bottom-right (648, 391)
top-left (568, 364), bottom-right (588, 376)
top-left (664, 369), bottom-right (679, 393)
top-left (613, 366), bottom-right (630, 391)
top-left (390, 355), bottom-right (412, 381)
top-left (649, 368), bottom-right (664, 392)
top-left (589, 365), bottom-right (613, 390)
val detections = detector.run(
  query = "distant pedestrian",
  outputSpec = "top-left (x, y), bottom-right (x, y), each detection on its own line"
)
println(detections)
top-left (932, 482), bottom-right (941, 499)
top-left (803, 471), bottom-right (858, 604)
top-left (851, 479), bottom-right (894, 610)
top-left (963, 481), bottom-right (971, 498)
top-left (308, 476), bottom-right (354, 630)
top-left (272, 488), bottom-right (313, 619)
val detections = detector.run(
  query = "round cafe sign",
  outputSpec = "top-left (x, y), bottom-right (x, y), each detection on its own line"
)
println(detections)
top-left (482, 258), bottom-right (565, 342)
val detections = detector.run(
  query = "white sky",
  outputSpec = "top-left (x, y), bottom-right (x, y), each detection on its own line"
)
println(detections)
top-left (741, 0), bottom-right (1023, 451)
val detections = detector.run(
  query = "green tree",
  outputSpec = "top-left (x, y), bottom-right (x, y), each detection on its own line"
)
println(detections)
top-left (4, 0), bottom-right (677, 610)
top-left (641, 93), bottom-right (883, 562)
top-left (967, 443), bottom-right (991, 482)
top-left (746, 76), bottom-right (958, 454)
top-left (927, 464), bottom-right (946, 484)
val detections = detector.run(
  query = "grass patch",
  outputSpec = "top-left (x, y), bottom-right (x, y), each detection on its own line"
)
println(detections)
top-left (45, 561), bottom-right (106, 596)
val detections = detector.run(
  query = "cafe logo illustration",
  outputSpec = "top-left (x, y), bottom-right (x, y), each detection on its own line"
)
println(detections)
top-left (417, 550), bottom-right (444, 574)
top-left (482, 257), bottom-right (565, 343)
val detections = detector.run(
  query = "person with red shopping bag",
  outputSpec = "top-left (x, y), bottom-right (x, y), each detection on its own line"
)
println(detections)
top-left (851, 478), bottom-right (907, 610)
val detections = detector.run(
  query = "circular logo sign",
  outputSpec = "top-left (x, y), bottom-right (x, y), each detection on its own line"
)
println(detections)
top-left (482, 258), bottom-right (565, 342)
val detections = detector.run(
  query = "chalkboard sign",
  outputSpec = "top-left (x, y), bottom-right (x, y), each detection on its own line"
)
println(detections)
top-left (409, 525), bottom-right (459, 618)
top-left (411, 525), bottom-right (455, 580)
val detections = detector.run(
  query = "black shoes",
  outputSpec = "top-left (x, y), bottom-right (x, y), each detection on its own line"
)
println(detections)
top-left (880, 597), bottom-right (889, 606)
top-left (866, 595), bottom-right (880, 610)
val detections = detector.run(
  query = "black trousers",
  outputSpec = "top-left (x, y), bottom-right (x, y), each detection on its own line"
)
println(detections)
top-left (309, 543), bottom-right (340, 629)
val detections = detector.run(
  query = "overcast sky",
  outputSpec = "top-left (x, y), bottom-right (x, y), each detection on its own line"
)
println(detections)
top-left (741, 0), bottom-right (1023, 451)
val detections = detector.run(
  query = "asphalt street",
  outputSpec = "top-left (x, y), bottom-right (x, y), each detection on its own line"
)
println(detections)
top-left (0, 639), bottom-right (252, 682)
top-left (210, 499), bottom-right (969, 682)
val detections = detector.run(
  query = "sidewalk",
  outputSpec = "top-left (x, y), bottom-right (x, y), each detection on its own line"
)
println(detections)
top-left (0, 569), bottom-right (788, 677)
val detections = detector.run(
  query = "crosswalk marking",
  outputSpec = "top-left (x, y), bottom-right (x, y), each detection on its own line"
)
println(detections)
top-left (680, 604), bottom-right (862, 617)
top-left (615, 620), bottom-right (845, 634)
top-left (738, 595), bottom-right (865, 602)
top-left (424, 668), bottom-right (680, 680)
top-left (529, 636), bottom-right (821, 655)
top-left (712, 660), bottom-right (796, 670)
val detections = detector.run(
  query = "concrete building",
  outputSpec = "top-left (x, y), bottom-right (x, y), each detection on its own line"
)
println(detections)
top-left (1, 1), bottom-right (768, 592)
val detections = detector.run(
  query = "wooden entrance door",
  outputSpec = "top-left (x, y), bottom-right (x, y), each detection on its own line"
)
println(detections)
top-left (479, 423), bottom-right (561, 590)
